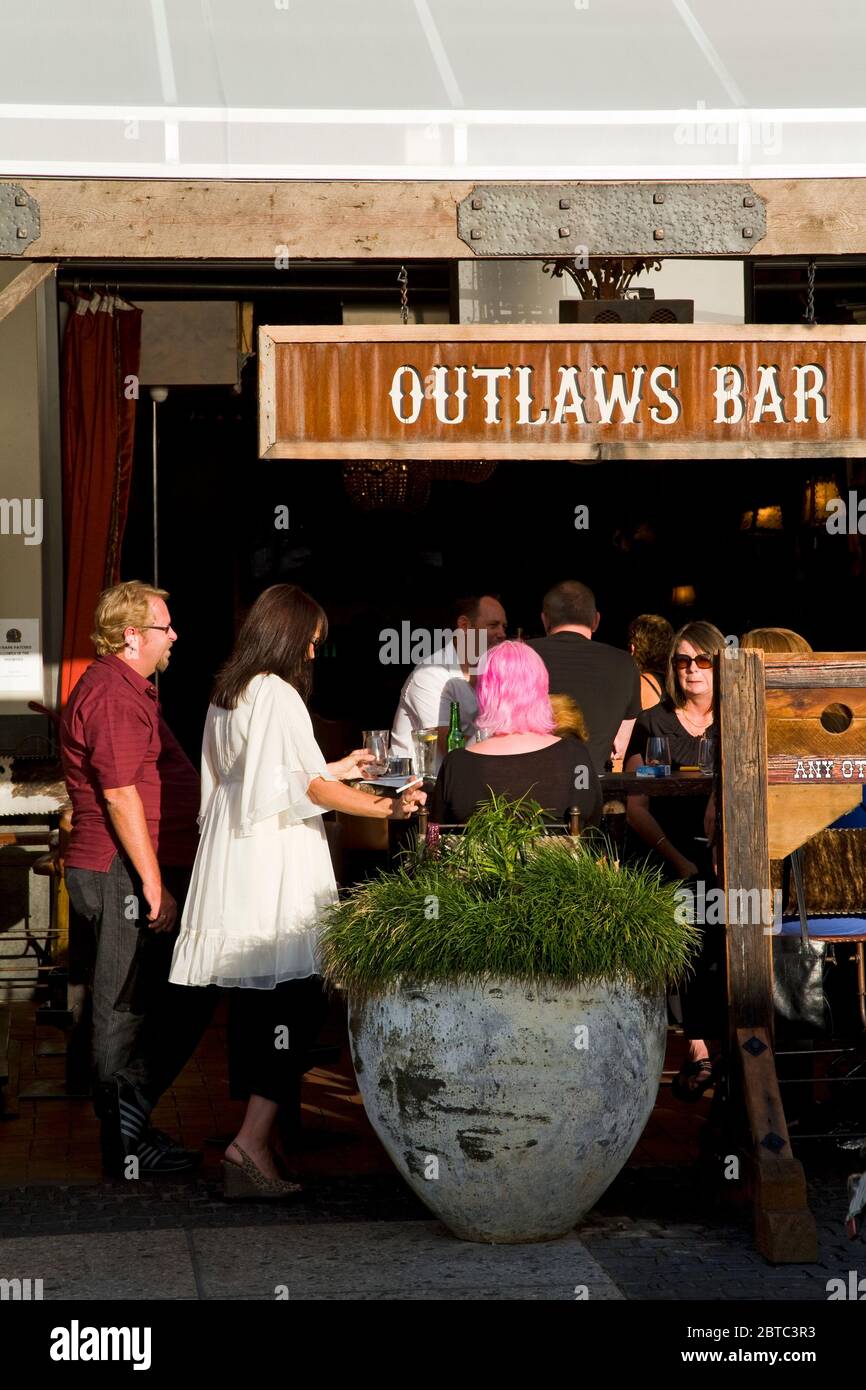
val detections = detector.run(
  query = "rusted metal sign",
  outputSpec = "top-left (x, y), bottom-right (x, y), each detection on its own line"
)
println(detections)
top-left (258, 324), bottom-right (866, 461)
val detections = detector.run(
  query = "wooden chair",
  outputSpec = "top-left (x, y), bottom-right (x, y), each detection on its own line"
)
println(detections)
top-left (416, 805), bottom-right (583, 845)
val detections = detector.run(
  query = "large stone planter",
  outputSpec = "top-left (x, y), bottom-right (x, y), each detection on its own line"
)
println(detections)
top-left (348, 978), bottom-right (666, 1244)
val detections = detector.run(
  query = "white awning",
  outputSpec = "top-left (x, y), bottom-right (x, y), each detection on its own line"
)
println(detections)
top-left (0, 0), bottom-right (864, 178)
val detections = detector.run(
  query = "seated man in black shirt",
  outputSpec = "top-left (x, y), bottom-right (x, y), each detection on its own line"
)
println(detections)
top-left (528, 580), bottom-right (642, 775)
top-left (431, 640), bottom-right (601, 829)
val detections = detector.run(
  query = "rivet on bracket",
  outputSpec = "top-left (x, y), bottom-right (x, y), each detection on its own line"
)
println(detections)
top-left (653, 228), bottom-right (665, 241)
top-left (742, 226), bottom-right (754, 238)
top-left (559, 198), bottom-right (571, 210)
top-left (17, 227), bottom-right (28, 238)
top-left (653, 192), bottom-right (665, 205)
top-left (558, 227), bottom-right (571, 238)
top-left (470, 228), bottom-right (482, 240)
top-left (471, 197), bottom-right (483, 210)
top-left (743, 196), bottom-right (755, 208)
top-left (14, 194), bottom-right (27, 207)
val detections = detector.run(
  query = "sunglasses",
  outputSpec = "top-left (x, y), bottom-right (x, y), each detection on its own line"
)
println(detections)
top-left (673, 653), bottom-right (713, 672)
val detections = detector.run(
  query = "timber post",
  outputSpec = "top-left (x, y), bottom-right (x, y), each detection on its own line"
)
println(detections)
top-left (717, 648), bottom-right (818, 1263)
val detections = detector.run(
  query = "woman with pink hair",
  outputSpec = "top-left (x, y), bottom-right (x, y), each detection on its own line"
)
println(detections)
top-left (430, 641), bottom-right (602, 827)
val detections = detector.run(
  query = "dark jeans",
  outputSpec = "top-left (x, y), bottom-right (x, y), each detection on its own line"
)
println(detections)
top-left (65, 855), bottom-right (218, 1111)
top-left (226, 976), bottom-right (328, 1106)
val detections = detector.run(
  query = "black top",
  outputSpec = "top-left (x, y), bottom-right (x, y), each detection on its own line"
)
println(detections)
top-left (431, 737), bottom-right (603, 828)
top-left (527, 632), bottom-right (642, 775)
top-left (625, 699), bottom-right (714, 874)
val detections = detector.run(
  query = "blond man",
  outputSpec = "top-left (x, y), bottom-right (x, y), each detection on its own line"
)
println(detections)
top-left (61, 581), bottom-right (213, 1173)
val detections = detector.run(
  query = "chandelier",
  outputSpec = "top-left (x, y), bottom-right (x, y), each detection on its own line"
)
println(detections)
top-left (341, 461), bottom-right (430, 512)
top-left (342, 459), bottom-right (497, 510)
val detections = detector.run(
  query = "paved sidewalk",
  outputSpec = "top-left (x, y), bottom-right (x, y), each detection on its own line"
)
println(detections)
top-left (0, 1164), bottom-right (861, 1300)
top-left (0, 1222), bottom-right (624, 1301)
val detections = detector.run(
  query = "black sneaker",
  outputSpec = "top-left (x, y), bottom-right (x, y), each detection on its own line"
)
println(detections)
top-left (94, 1079), bottom-right (147, 1175)
top-left (116, 1079), bottom-right (151, 1155)
top-left (134, 1128), bottom-right (202, 1174)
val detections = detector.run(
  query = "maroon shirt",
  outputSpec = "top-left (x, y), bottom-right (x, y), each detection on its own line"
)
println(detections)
top-left (61, 654), bottom-right (199, 871)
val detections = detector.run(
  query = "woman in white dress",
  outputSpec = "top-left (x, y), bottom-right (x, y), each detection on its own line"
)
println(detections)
top-left (170, 584), bottom-right (424, 1198)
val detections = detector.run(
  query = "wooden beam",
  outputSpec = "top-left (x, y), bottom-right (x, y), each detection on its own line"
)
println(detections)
top-left (719, 653), bottom-right (818, 1261)
top-left (718, 649), bottom-right (774, 1042)
top-left (4, 178), bottom-right (866, 260)
top-left (736, 1027), bottom-right (818, 1264)
top-left (0, 261), bottom-right (56, 323)
top-left (764, 653), bottom-right (866, 688)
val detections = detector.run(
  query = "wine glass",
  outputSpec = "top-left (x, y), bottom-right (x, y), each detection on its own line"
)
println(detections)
top-left (646, 736), bottom-right (672, 775)
top-left (697, 735), bottom-right (716, 774)
top-left (362, 729), bottom-right (390, 778)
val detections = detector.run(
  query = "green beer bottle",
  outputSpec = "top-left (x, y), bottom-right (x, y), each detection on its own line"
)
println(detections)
top-left (447, 700), bottom-right (465, 753)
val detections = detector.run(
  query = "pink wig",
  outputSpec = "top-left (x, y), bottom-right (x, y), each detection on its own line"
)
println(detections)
top-left (475, 641), bottom-right (555, 736)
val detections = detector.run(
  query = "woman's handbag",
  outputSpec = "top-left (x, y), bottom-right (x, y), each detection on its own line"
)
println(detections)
top-left (772, 848), bottom-right (829, 1033)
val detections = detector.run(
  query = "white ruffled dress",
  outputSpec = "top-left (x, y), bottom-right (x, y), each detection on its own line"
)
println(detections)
top-left (169, 673), bottom-right (339, 989)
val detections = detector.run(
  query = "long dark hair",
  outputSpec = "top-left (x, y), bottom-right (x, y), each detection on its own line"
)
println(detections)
top-left (627, 613), bottom-right (674, 680)
top-left (211, 584), bottom-right (328, 709)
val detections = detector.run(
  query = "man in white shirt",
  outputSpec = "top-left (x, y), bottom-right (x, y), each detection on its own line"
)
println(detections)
top-left (390, 594), bottom-right (507, 771)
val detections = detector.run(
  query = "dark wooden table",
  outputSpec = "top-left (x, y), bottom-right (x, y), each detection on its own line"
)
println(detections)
top-left (601, 771), bottom-right (713, 799)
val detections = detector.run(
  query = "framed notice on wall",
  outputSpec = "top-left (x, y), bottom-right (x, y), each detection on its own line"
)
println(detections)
top-left (258, 323), bottom-right (866, 461)
top-left (0, 618), bottom-right (42, 700)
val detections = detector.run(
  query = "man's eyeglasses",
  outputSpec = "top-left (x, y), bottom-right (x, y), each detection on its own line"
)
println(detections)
top-left (137, 624), bottom-right (173, 635)
top-left (673, 653), bottom-right (713, 672)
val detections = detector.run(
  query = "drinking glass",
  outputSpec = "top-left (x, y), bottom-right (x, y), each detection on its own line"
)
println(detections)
top-left (697, 735), bottom-right (716, 774)
top-left (362, 729), bottom-right (390, 777)
top-left (645, 736), bottom-right (672, 775)
top-left (411, 727), bottom-right (439, 779)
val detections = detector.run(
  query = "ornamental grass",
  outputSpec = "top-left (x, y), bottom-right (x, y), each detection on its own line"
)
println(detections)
top-left (320, 794), bottom-right (699, 998)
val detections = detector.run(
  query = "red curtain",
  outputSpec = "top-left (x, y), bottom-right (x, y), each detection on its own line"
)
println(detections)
top-left (59, 292), bottom-right (142, 706)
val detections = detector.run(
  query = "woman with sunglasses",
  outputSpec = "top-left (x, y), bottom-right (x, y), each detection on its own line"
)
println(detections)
top-left (624, 620), bottom-right (726, 1103)
top-left (169, 584), bottom-right (425, 1198)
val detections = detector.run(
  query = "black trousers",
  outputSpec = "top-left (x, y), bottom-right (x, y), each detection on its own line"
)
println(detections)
top-left (226, 975), bottom-right (328, 1106)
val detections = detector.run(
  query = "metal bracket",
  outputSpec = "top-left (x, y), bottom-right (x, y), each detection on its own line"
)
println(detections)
top-left (457, 183), bottom-right (766, 257)
top-left (0, 184), bottom-right (40, 256)
top-left (760, 1131), bottom-right (788, 1154)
